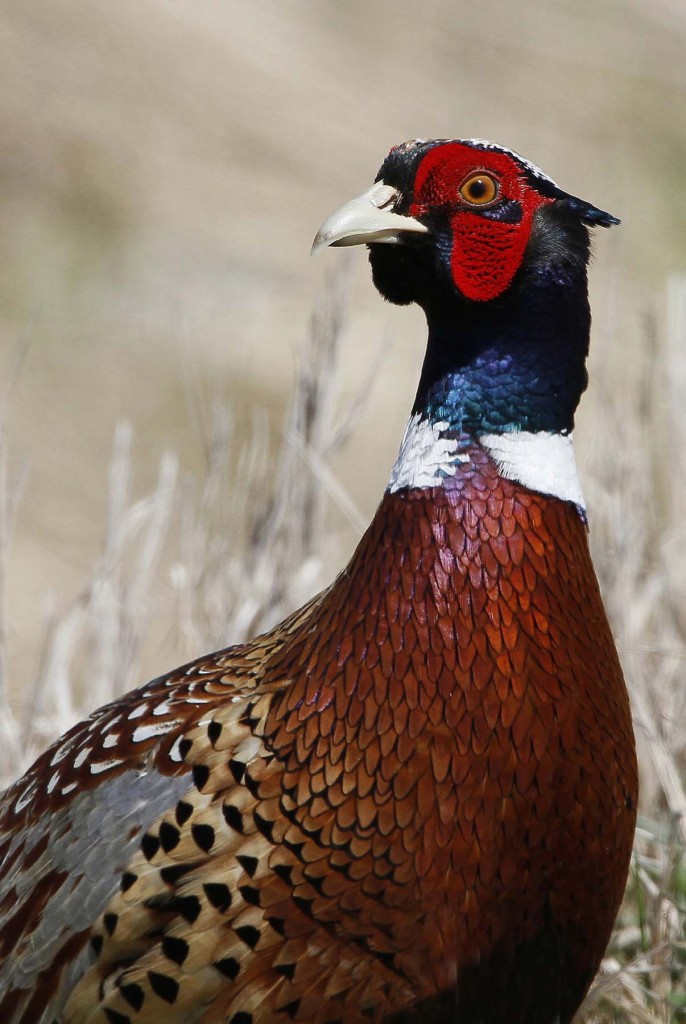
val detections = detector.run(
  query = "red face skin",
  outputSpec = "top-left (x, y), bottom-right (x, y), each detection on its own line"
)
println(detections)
top-left (408, 143), bottom-right (553, 302)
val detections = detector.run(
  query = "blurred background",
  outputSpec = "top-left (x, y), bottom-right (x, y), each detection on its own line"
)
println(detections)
top-left (1, 0), bottom-right (685, 1016)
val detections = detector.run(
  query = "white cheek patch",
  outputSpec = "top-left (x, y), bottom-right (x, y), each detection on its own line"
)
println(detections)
top-left (479, 431), bottom-right (585, 511)
top-left (388, 414), bottom-right (469, 492)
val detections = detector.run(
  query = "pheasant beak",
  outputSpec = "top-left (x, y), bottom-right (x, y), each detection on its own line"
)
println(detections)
top-left (311, 181), bottom-right (429, 255)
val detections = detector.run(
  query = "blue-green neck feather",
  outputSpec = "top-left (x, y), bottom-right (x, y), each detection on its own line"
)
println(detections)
top-left (412, 240), bottom-right (591, 436)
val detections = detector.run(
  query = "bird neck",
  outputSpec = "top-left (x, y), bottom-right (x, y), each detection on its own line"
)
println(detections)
top-left (413, 267), bottom-right (591, 436)
top-left (389, 266), bottom-right (591, 512)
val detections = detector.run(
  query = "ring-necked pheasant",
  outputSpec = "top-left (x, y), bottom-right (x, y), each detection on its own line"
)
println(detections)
top-left (0, 138), bottom-right (637, 1024)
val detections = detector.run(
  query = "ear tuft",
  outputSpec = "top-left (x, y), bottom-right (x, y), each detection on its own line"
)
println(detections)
top-left (561, 196), bottom-right (620, 229)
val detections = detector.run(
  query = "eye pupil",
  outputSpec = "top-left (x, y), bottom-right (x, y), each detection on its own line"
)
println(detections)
top-left (468, 178), bottom-right (487, 199)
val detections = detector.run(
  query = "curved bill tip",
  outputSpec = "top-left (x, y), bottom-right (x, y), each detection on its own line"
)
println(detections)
top-left (311, 181), bottom-right (429, 256)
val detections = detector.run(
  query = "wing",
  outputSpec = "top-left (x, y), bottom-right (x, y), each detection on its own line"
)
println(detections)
top-left (59, 678), bottom-right (416, 1024)
top-left (0, 598), bottom-right (322, 1024)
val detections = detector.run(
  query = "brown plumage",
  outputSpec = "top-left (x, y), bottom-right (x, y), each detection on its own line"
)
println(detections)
top-left (0, 139), bottom-right (637, 1024)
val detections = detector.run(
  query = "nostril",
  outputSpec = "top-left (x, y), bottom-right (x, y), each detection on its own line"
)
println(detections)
top-left (370, 183), bottom-right (400, 210)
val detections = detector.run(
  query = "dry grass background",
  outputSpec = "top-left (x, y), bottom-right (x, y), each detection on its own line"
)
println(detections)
top-left (0, 0), bottom-right (685, 1018)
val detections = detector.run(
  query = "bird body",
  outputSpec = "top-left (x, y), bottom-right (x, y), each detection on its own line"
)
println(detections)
top-left (0, 138), bottom-right (637, 1024)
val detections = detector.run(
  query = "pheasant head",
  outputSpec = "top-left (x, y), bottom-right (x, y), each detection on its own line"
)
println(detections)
top-left (314, 138), bottom-right (618, 443)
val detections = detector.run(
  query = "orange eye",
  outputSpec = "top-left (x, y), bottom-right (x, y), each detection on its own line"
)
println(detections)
top-left (458, 172), bottom-right (498, 206)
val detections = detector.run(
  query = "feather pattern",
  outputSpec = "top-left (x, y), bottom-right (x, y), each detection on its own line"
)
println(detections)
top-left (0, 138), bottom-right (637, 1024)
top-left (0, 447), bottom-right (636, 1024)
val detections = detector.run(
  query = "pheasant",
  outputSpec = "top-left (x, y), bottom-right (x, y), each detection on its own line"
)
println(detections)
top-left (0, 138), bottom-right (637, 1024)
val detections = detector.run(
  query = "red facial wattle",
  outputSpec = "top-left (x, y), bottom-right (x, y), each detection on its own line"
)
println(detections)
top-left (409, 142), bottom-right (553, 302)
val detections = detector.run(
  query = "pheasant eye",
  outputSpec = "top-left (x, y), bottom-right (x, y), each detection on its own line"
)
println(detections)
top-left (458, 173), bottom-right (498, 206)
